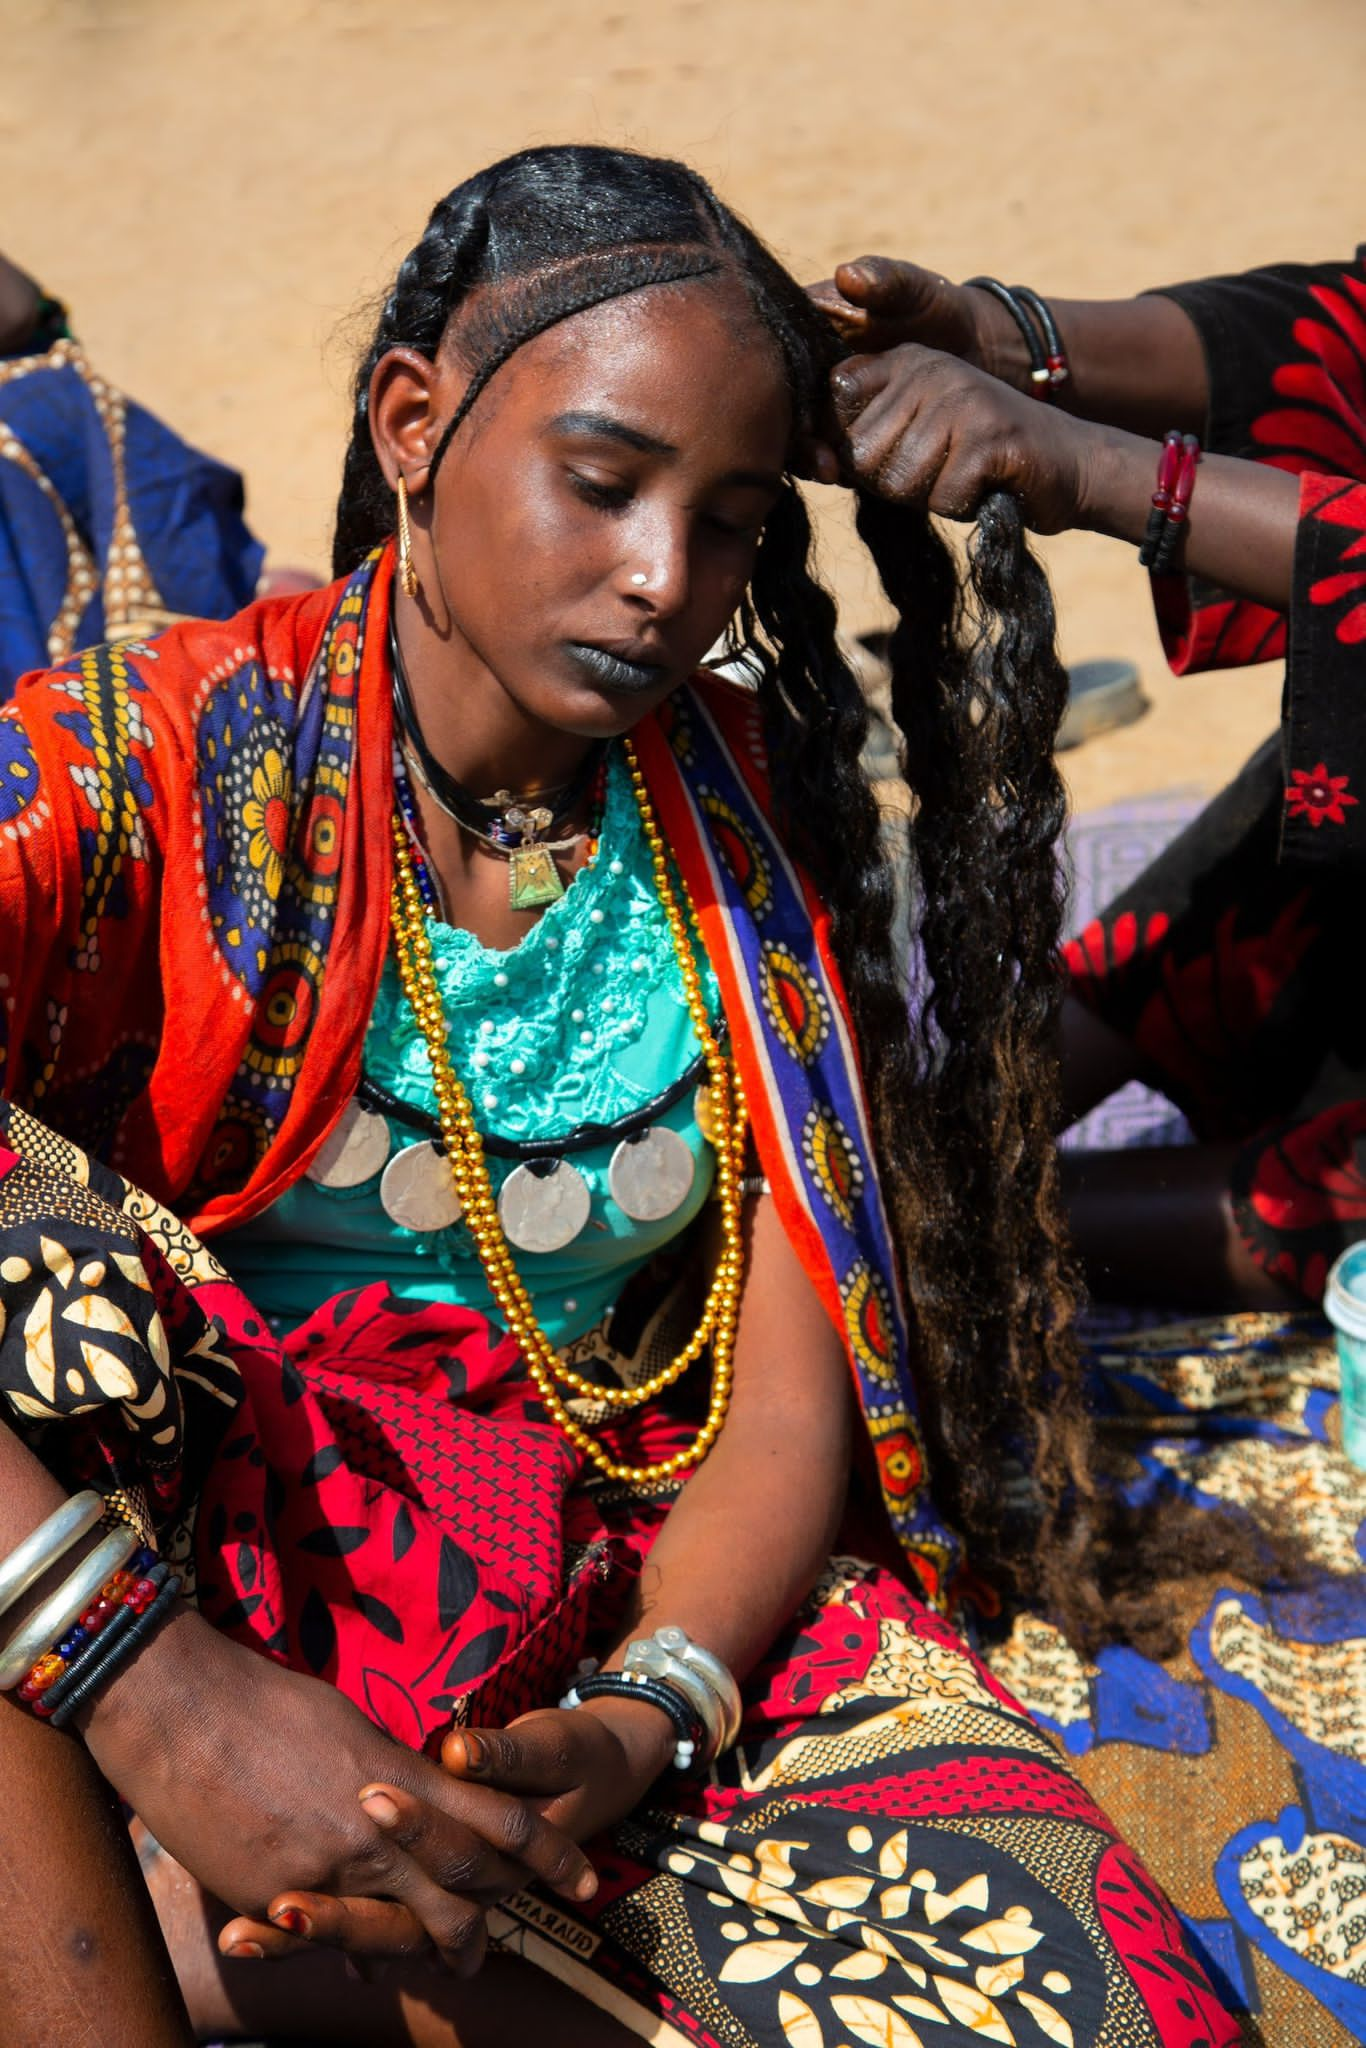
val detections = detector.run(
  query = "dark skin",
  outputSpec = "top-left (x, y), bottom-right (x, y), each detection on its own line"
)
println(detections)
top-left (806, 256), bottom-right (1304, 1309)
top-left (4, 278), bottom-right (856, 2046)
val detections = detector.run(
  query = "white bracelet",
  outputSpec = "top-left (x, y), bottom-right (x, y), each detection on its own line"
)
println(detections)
top-left (0, 1491), bottom-right (105, 1622)
top-left (0, 1526), bottom-right (140, 1690)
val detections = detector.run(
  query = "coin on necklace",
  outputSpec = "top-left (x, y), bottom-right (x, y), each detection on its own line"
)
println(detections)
top-left (305, 1100), bottom-right (391, 1189)
top-left (608, 1126), bottom-right (697, 1223)
top-left (498, 1157), bottom-right (592, 1253)
top-left (380, 1142), bottom-right (464, 1231)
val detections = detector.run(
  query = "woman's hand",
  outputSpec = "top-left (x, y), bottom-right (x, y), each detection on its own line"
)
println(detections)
top-left (809, 257), bottom-right (1013, 373)
top-left (223, 1699), bottom-right (672, 1963)
top-left (831, 343), bottom-right (1093, 532)
top-left (83, 1608), bottom-right (597, 1977)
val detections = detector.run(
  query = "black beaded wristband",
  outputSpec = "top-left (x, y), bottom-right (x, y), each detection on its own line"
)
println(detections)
top-left (1010, 285), bottom-right (1069, 387)
top-left (964, 276), bottom-right (1050, 388)
top-left (39, 1562), bottom-right (171, 1719)
top-left (48, 1576), bottom-right (181, 1731)
top-left (573, 1671), bottom-right (703, 1753)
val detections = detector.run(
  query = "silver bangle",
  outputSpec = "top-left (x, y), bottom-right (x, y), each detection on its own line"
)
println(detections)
top-left (0, 1525), bottom-right (140, 1690)
top-left (653, 1626), bottom-right (744, 1749)
top-left (621, 1627), bottom-right (742, 1759)
top-left (620, 1643), bottom-right (726, 1762)
top-left (0, 1491), bottom-right (106, 1623)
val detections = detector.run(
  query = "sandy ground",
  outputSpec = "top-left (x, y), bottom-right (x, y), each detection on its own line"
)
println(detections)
top-left (5, 0), bottom-right (1363, 810)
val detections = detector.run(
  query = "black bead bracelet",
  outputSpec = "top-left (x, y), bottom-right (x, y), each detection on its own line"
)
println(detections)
top-left (48, 1575), bottom-right (181, 1731)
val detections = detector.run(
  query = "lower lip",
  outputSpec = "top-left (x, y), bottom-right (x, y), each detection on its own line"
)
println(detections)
top-left (565, 643), bottom-right (668, 695)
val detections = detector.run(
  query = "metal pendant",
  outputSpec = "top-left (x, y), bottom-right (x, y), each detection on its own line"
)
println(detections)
top-left (608, 1125), bottom-right (697, 1223)
top-left (508, 842), bottom-right (565, 912)
top-left (497, 1157), bottom-right (591, 1253)
top-left (305, 1100), bottom-right (391, 1189)
top-left (379, 1142), bottom-right (463, 1232)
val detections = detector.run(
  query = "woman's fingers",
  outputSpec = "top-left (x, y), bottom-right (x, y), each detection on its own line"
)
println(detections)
top-left (810, 258), bottom-right (975, 356)
top-left (217, 1896), bottom-right (419, 1961)
top-left (264, 1874), bottom-right (488, 1977)
top-left (441, 1713), bottom-right (587, 1798)
top-left (361, 1774), bottom-right (598, 1904)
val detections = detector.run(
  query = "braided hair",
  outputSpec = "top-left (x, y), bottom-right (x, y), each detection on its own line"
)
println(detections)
top-left (335, 145), bottom-right (1101, 1645)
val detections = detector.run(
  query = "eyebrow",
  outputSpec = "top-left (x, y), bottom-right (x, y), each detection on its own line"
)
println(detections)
top-left (546, 410), bottom-right (783, 491)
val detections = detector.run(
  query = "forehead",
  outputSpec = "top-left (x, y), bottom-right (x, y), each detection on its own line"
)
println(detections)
top-left (473, 279), bottom-right (793, 464)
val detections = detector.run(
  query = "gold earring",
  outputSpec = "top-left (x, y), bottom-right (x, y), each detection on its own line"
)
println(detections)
top-left (396, 474), bottom-right (419, 598)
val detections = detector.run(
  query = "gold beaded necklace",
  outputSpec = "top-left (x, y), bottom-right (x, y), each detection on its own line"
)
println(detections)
top-left (387, 737), bottom-right (747, 1485)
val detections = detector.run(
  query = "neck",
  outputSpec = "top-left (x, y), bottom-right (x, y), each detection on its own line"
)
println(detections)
top-left (393, 594), bottom-right (595, 798)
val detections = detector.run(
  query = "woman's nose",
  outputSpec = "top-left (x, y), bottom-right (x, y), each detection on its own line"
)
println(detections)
top-left (622, 518), bottom-right (690, 616)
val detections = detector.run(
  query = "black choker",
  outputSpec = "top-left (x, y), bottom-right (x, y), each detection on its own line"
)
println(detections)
top-left (388, 613), bottom-right (606, 848)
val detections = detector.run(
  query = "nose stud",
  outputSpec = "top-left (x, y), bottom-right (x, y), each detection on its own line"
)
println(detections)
top-left (629, 572), bottom-right (648, 587)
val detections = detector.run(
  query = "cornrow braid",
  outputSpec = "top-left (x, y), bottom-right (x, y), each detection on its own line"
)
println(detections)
top-left (424, 246), bottom-right (723, 492)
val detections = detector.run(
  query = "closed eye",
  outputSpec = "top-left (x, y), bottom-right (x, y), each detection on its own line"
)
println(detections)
top-left (568, 472), bottom-right (632, 511)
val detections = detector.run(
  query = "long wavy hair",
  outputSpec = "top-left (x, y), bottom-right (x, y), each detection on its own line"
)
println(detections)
top-left (334, 146), bottom-right (1103, 1644)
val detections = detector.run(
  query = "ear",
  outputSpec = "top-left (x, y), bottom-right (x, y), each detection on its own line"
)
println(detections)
top-left (367, 347), bottom-right (447, 493)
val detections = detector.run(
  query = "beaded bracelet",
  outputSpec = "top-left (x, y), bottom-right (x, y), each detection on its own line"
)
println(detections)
top-left (1010, 285), bottom-right (1070, 389)
top-left (964, 276), bottom-right (1051, 392)
top-left (560, 1669), bottom-right (705, 1771)
top-left (16, 1546), bottom-right (158, 1702)
top-left (0, 1526), bottom-right (141, 1690)
top-left (1152, 434), bottom-right (1201, 574)
top-left (48, 1575), bottom-right (181, 1731)
top-left (26, 1560), bottom-right (168, 1717)
top-left (1138, 431), bottom-right (1201, 573)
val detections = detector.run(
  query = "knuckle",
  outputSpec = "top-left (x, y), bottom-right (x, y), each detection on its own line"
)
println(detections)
top-left (494, 1799), bottom-right (535, 1859)
top-left (431, 1900), bottom-right (485, 1957)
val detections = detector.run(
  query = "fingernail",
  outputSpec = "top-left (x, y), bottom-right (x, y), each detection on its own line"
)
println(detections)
top-left (575, 1869), bottom-right (599, 1901)
top-left (360, 1789), bottom-right (401, 1827)
top-left (226, 1941), bottom-right (264, 1961)
top-left (270, 1905), bottom-right (311, 1936)
top-left (459, 1732), bottom-right (488, 1774)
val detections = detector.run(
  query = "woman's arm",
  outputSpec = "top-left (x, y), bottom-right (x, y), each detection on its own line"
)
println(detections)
top-left (515, 1191), bottom-right (854, 1829)
top-left (608, 1192), bottom-right (853, 1671)
top-left (808, 258), bottom-right (1210, 437)
top-left (827, 343), bottom-right (1300, 610)
top-left (0, 1423), bottom-right (195, 2046)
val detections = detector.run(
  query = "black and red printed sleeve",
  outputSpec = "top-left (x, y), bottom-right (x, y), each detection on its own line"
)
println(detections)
top-left (1149, 252), bottom-right (1366, 864)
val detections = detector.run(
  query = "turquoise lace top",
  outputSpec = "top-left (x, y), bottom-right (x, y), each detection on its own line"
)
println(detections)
top-left (221, 748), bottom-right (722, 1344)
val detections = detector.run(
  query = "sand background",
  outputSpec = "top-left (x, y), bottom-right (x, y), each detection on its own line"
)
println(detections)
top-left (5, 0), bottom-right (1363, 810)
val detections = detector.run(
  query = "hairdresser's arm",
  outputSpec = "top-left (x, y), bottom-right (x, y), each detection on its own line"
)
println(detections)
top-left (808, 259), bottom-right (1208, 437)
top-left (831, 344), bottom-right (1298, 610)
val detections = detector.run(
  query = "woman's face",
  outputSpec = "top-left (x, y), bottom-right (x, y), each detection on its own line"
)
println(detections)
top-left (375, 279), bottom-right (792, 738)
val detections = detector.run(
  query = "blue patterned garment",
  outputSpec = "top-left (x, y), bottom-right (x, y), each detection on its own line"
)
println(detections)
top-left (0, 328), bottom-right (263, 696)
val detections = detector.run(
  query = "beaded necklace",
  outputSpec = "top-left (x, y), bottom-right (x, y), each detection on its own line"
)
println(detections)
top-left (388, 737), bottom-right (747, 1485)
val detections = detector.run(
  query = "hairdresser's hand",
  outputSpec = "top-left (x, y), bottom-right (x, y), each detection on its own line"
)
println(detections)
top-left (227, 1700), bottom-right (669, 1964)
top-left (831, 344), bottom-right (1093, 534)
top-left (83, 1608), bottom-right (596, 1976)
top-left (809, 256), bottom-right (990, 364)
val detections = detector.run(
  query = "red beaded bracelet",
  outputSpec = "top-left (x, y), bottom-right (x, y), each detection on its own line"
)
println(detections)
top-left (1138, 431), bottom-right (1201, 572)
top-left (15, 1560), bottom-right (159, 1701)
